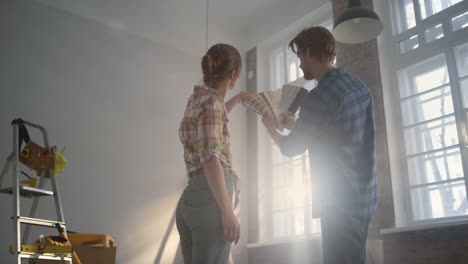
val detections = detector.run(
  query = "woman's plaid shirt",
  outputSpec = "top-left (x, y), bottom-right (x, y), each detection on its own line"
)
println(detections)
top-left (179, 85), bottom-right (239, 206)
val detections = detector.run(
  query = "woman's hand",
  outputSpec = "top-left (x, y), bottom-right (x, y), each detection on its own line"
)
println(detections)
top-left (202, 157), bottom-right (240, 244)
top-left (221, 209), bottom-right (241, 244)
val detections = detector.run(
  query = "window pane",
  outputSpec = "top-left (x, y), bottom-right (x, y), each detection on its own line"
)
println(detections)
top-left (270, 48), bottom-right (285, 90)
top-left (407, 147), bottom-right (463, 186)
top-left (272, 143), bottom-right (290, 164)
top-left (399, 35), bottom-right (419, 54)
top-left (392, 0), bottom-right (416, 33)
top-left (289, 63), bottom-right (297, 81)
top-left (310, 218), bottom-right (321, 234)
top-left (404, 115), bottom-right (458, 155)
top-left (455, 42), bottom-right (468, 78)
top-left (452, 11), bottom-right (468, 31)
top-left (272, 159), bottom-right (307, 206)
top-left (272, 184), bottom-right (307, 210)
top-left (273, 211), bottom-right (292, 237)
top-left (272, 210), bottom-right (306, 237)
top-left (272, 187), bottom-right (292, 211)
top-left (401, 86), bottom-right (454, 126)
top-left (425, 24), bottom-right (444, 43)
top-left (294, 210), bottom-right (305, 235)
top-left (411, 180), bottom-right (468, 221)
top-left (272, 164), bottom-right (291, 188)
top-left (287, 49), bottom-right (299, 82)
top-left (459, 78), bottom-right (468, 108)
top-left (398, 54), bottom-right (449, 98)
top-left (419, 0), bottom-right (463, 20)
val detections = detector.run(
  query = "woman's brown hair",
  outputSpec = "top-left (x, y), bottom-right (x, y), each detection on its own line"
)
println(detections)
top-left (289, 26), bottom-right (336, 64)
top-left (202, 43), bottom-right (242, 86)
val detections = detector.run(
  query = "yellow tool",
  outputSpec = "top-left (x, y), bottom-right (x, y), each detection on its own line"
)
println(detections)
top-left (19, 178), bottom-right (37, 188)
top-left (10, 245), bottom-right (72, 254)
top-left (20, 148), bottom-right (30, 159)
top-left (19, 171), bottom-right (37, 188)
top-left (53, 151), bottom-right (67, 177)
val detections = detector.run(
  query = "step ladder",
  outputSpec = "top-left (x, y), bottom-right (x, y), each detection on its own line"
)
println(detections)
top-left (0, 119), bottom-right (72, 263)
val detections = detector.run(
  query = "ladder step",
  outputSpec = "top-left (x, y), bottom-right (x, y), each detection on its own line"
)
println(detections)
top-left (16, 216), bottom-right (65, 227)
top-left (18, 252), bottom-right (72, 261)
top-left (0, 185), bottom-right (54, 198)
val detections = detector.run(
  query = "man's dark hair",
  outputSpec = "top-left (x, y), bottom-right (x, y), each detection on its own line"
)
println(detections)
top-left (289, 26), bottom-right (337, 64)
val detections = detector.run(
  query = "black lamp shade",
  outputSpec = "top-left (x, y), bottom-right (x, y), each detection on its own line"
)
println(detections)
top-left (333, 5), bottom-right (383, 44)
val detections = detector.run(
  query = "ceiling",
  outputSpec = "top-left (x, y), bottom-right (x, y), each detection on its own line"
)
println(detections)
top-left (34, 0), bottom-right (330, 55)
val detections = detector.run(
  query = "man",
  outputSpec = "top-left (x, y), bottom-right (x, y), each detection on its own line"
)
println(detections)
top-left (262, 26), bottom-right (377, 264)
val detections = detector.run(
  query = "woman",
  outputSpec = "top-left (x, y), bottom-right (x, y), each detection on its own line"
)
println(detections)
top-left (177, 43), bottom-right (245, 264)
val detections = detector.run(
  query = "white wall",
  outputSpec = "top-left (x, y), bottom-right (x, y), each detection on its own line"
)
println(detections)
top-left (0, 0), bottom-right (248, 263)
top-left (244, 0), bottom-right (329, 50)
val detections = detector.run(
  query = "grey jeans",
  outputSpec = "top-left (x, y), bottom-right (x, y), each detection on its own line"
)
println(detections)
top-left (321, 209), bottom-right (372, 264)
top-left (176, 167), bottom-right (234, 264)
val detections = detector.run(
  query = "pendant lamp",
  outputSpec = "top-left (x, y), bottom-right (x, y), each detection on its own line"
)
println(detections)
top-left (332, 0), bottom-right (383, 44)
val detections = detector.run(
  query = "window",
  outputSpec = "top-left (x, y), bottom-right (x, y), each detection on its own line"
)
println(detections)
top-left (399, 34), bottom-right (420, 53)
top-left (452, 11), bottom-right (468, 31)
top-left (418, 0), bottom-right (462, 19)
top-left (267, 46), bottom-right (318, 239)
top-left (389, 0), bottom-right (468, 223)
top-left (257, 17), bottom-right (332, 241)
top-left (425, 24), bottom-right (444, 43)
top-left (398, 54), bottom-right (466, 220)
top-left (391, 0), bottom-right (417, 33)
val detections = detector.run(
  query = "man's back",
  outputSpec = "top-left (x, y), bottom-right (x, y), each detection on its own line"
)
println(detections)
top-left (300, 68), bottom-right (377, 217)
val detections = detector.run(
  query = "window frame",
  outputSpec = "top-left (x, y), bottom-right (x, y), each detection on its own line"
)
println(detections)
top-left (386, 0), bottom-right (468, 226)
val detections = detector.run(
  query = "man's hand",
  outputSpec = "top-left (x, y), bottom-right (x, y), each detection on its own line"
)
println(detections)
top-left (282, 112), bottom-right (297, 131)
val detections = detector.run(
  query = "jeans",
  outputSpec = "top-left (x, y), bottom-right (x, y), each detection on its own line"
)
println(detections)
top-left (320, 209), bottom-right (372, 264)
top-left (176, 167), bottom-right (234, 264)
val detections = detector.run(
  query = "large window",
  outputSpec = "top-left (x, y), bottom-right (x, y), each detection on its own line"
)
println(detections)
top-left (389, 0), bottom-right (468, 223)
top-left (257, 17), bottom-right (332, 241)
top-left (267, 46), bottom-right (317, 239)
top-left (391, 0), bottom-right (466, 33)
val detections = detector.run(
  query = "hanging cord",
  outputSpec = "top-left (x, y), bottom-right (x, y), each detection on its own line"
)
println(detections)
top-left (205, 0), bottom-right (209, 51)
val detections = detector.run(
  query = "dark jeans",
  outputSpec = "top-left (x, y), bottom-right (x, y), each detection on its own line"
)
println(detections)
top-left (176, 168), bottom-right (234, 264)
top-left (320, 209), bottom-right (372, 264)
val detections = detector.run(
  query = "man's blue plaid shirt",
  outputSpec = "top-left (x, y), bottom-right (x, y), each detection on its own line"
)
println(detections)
top-left (280, 67), bottom-right (378, 218)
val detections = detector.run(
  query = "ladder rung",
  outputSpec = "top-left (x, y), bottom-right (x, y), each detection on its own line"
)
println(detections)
top-left (0, 185), bottom-right (54, 198)
top-left (18, 252), bottom-right (72, 261)
top-left (16, 216), bottom-right (65, 227)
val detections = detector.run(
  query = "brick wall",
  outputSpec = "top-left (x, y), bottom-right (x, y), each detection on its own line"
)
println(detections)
top-left (382, 224), bottom-right (468, 264)
top-left (331, 0), bottom-right (395, 239)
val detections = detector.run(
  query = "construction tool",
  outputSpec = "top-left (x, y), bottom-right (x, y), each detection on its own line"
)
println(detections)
top-left (20, 171), bottom-right (37, 188)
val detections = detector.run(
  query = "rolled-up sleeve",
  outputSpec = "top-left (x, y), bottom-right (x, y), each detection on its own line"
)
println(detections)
top-left (197, 99), bottom-right (226, 163)
top-left (279, 91), bottom-right (337, 157)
